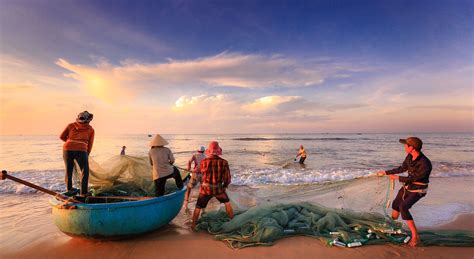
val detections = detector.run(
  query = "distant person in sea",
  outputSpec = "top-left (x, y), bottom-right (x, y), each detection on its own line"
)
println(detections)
top-left (183, 146), bottom-right (207, 210)
top-left (296, 145), bottom-right (307, 164)
top-left (376, 137), bottom-right (431, 247)
top-left (148, 134), bottom-right (183, 197)
top-left (120, 146), bottom-right (126, 155)
top-left (60, 111), bottom-right (95, 196)
top-left (192, 141), bottom-right (233, 230)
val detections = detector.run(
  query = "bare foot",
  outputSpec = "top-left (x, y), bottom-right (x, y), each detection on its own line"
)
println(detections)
top-left (190, 225), bottom-right (197, 232)
top-left (408, 237), bottom-right (420, 247)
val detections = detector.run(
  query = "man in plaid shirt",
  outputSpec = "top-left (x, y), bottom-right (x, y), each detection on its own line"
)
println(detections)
top-left (191, 141), bottom-right (233, 230)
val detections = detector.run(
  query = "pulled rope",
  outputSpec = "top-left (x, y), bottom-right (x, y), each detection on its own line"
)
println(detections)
top-left (383, 179), bottom-right (396, 222)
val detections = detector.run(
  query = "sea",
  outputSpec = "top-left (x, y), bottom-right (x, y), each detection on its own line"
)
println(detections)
top-left (1, 133), bottom-right (474, 253)
top-left (1, 133), bottom-right (473, 193)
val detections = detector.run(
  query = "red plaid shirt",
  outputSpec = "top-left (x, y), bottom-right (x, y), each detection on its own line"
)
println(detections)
top-left (199, 155), bottom-right (231, 195)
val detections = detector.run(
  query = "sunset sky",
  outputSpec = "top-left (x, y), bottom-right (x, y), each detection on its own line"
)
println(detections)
top-left (0, 0), bottom-right (472, 135)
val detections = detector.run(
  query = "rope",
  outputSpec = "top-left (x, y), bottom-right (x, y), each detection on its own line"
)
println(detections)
top-left (175, 166), bottom-right (192, 173)
top-left (175, 166), bottom-right (192, 182)
top-left (383, 179), bottom-right (395, 219)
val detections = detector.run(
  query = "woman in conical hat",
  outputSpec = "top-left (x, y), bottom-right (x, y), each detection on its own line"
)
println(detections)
top-left (149, 134), bottom-right (169, 147)
top-left (148, 134), bottom-right (183, 196)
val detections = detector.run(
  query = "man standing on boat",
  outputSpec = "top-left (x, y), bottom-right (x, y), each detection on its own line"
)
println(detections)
top-left (192, 141), bottom-right (233, 230)
top-left (149, 134), bottom-right (183, 197)
top-left (60, 111), bottom-right (95, 196)
top-left (376, 137), bottom-right (431, 247)
top-left (184, 145), bottom-right (206, 211)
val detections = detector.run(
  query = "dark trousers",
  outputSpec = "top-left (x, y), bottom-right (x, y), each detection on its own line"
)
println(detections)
top-left (63, 150), bottom-right (89, 195)
top-left (392, 187), bottom-right (425, 220)
top-left (299, 156), bottom-right (306, 164)
top-left (154, 167), bottom-right (183, 197)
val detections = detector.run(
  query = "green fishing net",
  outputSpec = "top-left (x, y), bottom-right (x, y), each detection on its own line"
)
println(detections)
top-left (196, 202), bottom-right (474, 248)
top-left (73, 156), bottom-right (474, 248)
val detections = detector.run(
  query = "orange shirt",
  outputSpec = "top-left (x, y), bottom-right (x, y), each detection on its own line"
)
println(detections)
top-left (298, 148), bottom-right (307, 158)
top-left (60, 122), bottom-right (95, 153)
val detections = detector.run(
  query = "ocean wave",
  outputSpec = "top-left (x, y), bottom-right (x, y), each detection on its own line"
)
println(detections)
top-left (1, 164), bottom-right (473, 194)
top-left (231, 168), bottom-right (372, 186)
top-left (0, 170), bottom-right (66, 194)
top-left (230, 165), bottom-right (474, 186)
top-left (233, 137), bottom-right (369, 141)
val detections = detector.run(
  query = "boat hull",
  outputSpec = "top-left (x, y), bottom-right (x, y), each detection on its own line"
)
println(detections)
top-left (49, 188), bottom-right (186, 239)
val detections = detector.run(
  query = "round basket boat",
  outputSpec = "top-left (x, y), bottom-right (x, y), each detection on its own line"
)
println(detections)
top-left (49, 187), bottom-right (186, 239)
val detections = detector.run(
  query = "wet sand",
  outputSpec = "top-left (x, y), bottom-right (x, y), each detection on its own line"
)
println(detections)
top-left (1, 176), bottom-right (473, 258)
top-left (5, 213), bottom-right (474, 259)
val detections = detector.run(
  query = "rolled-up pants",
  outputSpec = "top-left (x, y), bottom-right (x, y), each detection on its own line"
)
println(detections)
top-left (392, 187), bottom-right (426, 220)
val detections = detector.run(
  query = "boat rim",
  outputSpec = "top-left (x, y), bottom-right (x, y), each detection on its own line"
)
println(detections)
top-left (49, 187), bottom-right (186, 210)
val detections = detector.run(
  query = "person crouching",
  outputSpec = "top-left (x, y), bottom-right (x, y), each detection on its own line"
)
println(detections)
top-left (148, 134), bottom-right (183, 197)
top-left (191, 141), bottom-right (233, 230)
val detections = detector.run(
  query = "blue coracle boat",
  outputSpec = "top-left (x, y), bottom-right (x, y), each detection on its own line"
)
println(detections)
top-left (49, 187), bottom-right (186, 239)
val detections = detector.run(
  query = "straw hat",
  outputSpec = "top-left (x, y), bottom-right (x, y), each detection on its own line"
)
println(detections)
top-left (205, 141), bottom-right (222, 156)
top-left (149, 134), bottom-right (169, 146)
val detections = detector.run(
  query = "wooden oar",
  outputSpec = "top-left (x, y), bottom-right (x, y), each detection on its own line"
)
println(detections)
top-left (1, 170), bottom-right (82, 203)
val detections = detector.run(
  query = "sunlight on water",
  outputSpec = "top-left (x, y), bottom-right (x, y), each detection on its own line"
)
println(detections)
top-left (0, 133), bottom-right (473, 190)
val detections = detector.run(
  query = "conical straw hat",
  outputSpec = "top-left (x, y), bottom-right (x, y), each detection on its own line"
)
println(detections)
top-left (149, 134), bottom-right (169, 146)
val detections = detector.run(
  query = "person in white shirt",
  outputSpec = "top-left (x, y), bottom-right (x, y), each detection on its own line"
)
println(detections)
top-left (148, 134), bottom-right (183, 196)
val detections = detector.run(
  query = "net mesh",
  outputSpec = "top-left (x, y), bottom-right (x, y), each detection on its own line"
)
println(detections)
top-left (73, 155), bottom-right (474, 248)
top-left (74, 155), bottom-right (185, 196)
top-left (196, 202), bottom-right (474, 248)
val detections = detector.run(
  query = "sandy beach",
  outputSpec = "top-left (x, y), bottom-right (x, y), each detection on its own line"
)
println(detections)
top-left (1, 176), bottom-right (473, 259)
top-left (1, 0), bottom-right (473, 257)
top-left (4, 214), bottom-right (474, 259)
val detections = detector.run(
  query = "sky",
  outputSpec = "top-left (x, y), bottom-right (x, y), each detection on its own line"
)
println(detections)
top-left (0, 0), bottom-right (472, 135)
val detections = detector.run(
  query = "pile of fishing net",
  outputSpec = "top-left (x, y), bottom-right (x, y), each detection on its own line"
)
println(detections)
top-left (196, 202), bottom-right (474, 248)
top-left (73, 155), bottom-right (186, 196)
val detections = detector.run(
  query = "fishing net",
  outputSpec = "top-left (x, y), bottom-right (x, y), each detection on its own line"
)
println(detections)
top-left (194, 175), bottom-right (474, 248)
top-left (73, 155), bottom-right (474, 248)
top-left (196, 201), bottom-right (474, 248)
top-left (73, 155), bottom-right (187, 196)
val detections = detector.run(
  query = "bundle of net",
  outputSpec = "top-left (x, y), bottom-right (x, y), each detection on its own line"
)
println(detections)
top-left (195, 177), bottom-right (474, 248)
top-left (73, 155), bottom-right (186, 197)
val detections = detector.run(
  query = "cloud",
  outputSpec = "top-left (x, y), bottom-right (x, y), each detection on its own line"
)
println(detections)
top-left (0, 84), bottom-right (35, 92)
top-left (344, 65), bottom-right (474, 118)
top-left (169, 93), bottom-right (343, 133)
top-left (408, 105), bottom-right (473, 112)
top-left (172, 94), bottom-right (240, 122)
top-left (241, 95), bottom-right (303, 114)
top-left (56, 52), bottom-right (370, 102)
